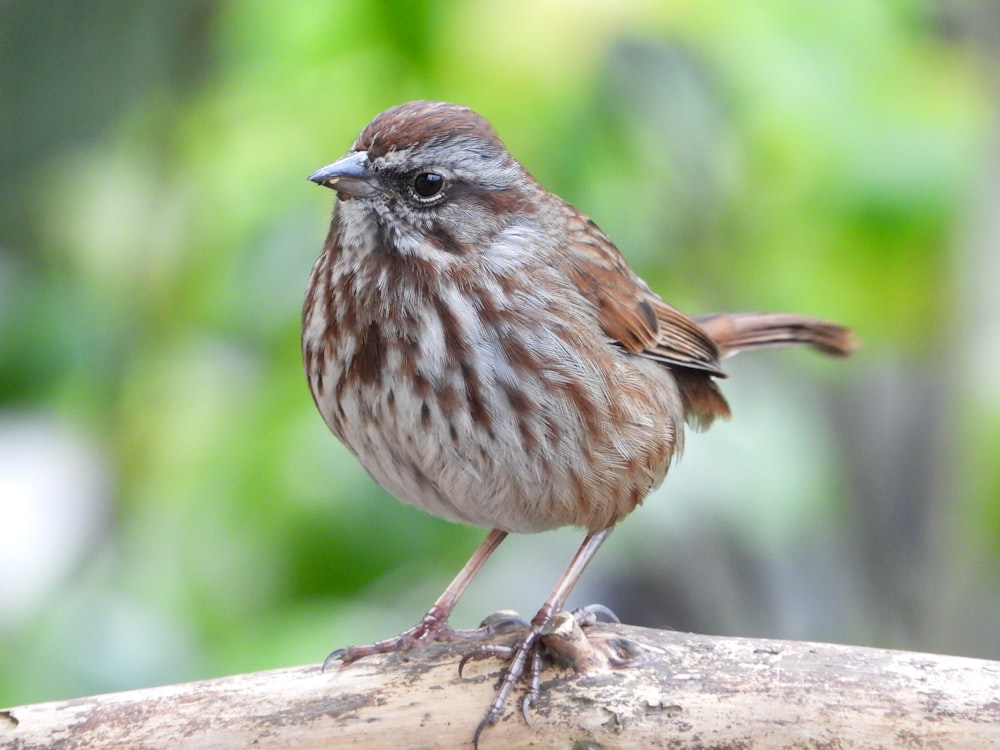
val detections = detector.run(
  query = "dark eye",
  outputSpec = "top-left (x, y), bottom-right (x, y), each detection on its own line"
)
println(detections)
top-left (412, 171), bottom-right (444, 199)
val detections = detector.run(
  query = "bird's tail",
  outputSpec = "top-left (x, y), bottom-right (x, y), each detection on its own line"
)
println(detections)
top-left (676, 312), bottom-right (855, 431)
top-left (693, 312), bottom-right (857, 359)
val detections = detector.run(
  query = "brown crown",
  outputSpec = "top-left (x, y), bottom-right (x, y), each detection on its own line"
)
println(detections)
top-left (355, 100), bottom-right (504, 158)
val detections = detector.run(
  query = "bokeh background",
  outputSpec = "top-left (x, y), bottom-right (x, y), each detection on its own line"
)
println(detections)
top-left (3, 1), bottom-right (1000, 708)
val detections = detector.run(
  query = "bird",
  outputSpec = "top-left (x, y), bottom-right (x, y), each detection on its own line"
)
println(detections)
top-left (303, 99), bottom-right (854, 744)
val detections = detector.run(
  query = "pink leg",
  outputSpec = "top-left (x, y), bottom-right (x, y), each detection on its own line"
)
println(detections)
top-left (325, 528), bottom-right (509, 667)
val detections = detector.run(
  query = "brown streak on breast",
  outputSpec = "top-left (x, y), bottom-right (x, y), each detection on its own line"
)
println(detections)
top-left (498, 333), bottom-right (541, 379)
top-left (330, 269), bottom-right (357, 332)
top-left (432, 295), bottom-right (494, 438)
top-left (346, 322), bottom-right (385, 387)
top-left (432, 292), bottom-right (471, 364)
top-left (461, 361), bottom-right (493, 440)
top-left (411, 373), bottom-right (432, 401)
top-left (553, 369), bottom-right (602, 441)
top-left (435, 384), bottom-right (462, 423)
top-left (501, 381), bottom-right (538, 453)
top-left (304, 345), bottom-right (325, 397)
top-left (398, 336), bottom-right (420, 379)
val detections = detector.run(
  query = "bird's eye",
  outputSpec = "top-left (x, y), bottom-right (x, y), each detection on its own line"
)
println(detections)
top-left (412, 171), bottom-right (445, 199)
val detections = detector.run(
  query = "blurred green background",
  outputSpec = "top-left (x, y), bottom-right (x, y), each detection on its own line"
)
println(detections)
top-left (2, 1), bottom-right (1000, 708)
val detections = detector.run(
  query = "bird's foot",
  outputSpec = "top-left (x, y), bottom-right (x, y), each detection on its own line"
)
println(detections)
top-left (323, 608), bottom-right (531, 669)
top-left (462, 604), bottom-right (619, 749)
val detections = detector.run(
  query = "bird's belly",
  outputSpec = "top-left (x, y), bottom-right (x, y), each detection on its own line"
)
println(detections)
top-left (313, 347), bottom-right (683, 534)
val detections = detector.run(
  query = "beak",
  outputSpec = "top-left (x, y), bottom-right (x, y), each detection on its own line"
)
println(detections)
top-left (307, 151), bottom-right (380, 198)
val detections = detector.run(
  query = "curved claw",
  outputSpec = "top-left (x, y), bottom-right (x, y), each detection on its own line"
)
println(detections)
top-left (457, 651), bottom-right (477, 678)
top-left (521, 646), bottom-right (545, 724)
top-left (458, 654), bottom-right (471, 678)
top-left (321, 633), bottom-right (414, 667)
top-left (521, 693), bottom-right (533, 726)
top-left (458, 644), bottom-right (514, 677)
top-left (322, 648), bottom-right (348, 671)
top-left (472, 715), bottom-right (490, 750)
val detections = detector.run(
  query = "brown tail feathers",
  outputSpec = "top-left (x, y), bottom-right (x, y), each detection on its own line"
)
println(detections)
top-left (693, 312), bottom-right (857, 360)
top-left (677, 312), bottom-right (856, 431)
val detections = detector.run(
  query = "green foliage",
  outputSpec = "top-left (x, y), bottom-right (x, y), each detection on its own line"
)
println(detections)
top-left (1, 0), bottom-right (996, 707)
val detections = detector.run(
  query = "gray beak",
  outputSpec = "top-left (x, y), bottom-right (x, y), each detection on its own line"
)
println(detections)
top-left (307, 151), bottom-right (380, 198)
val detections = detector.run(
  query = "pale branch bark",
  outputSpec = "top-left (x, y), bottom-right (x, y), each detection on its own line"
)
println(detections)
top-left (2, 623), bottom-right (998, 749)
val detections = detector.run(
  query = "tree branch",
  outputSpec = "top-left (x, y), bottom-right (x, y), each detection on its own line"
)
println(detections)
top-left (2, 623), bottom-right (998, 749)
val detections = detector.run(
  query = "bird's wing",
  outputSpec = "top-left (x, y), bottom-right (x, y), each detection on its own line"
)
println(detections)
top-left (560, 219), bottom-right (724, 377)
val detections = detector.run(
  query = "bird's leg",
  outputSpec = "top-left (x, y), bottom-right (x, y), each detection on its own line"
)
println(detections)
top-left (471, 527), bottom-right (613, 748)
top-left (324, 528), bottom-right (508, 667)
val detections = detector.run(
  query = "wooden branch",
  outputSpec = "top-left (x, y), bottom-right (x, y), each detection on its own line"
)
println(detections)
top-left (2, 623), bottom-right (998, 749)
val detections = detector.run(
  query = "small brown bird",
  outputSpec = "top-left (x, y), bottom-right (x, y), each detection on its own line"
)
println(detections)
top-left (304, 100), bottom-right (854, 743)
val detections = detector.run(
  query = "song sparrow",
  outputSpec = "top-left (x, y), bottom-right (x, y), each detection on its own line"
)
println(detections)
top-left (304, 100), bottom-right (854, 744)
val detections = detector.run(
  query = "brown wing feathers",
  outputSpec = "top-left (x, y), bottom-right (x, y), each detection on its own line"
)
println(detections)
top-left (563, 232), bottom-right (725, 376)
top-left (560, 216), bottom-right (853, 429)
